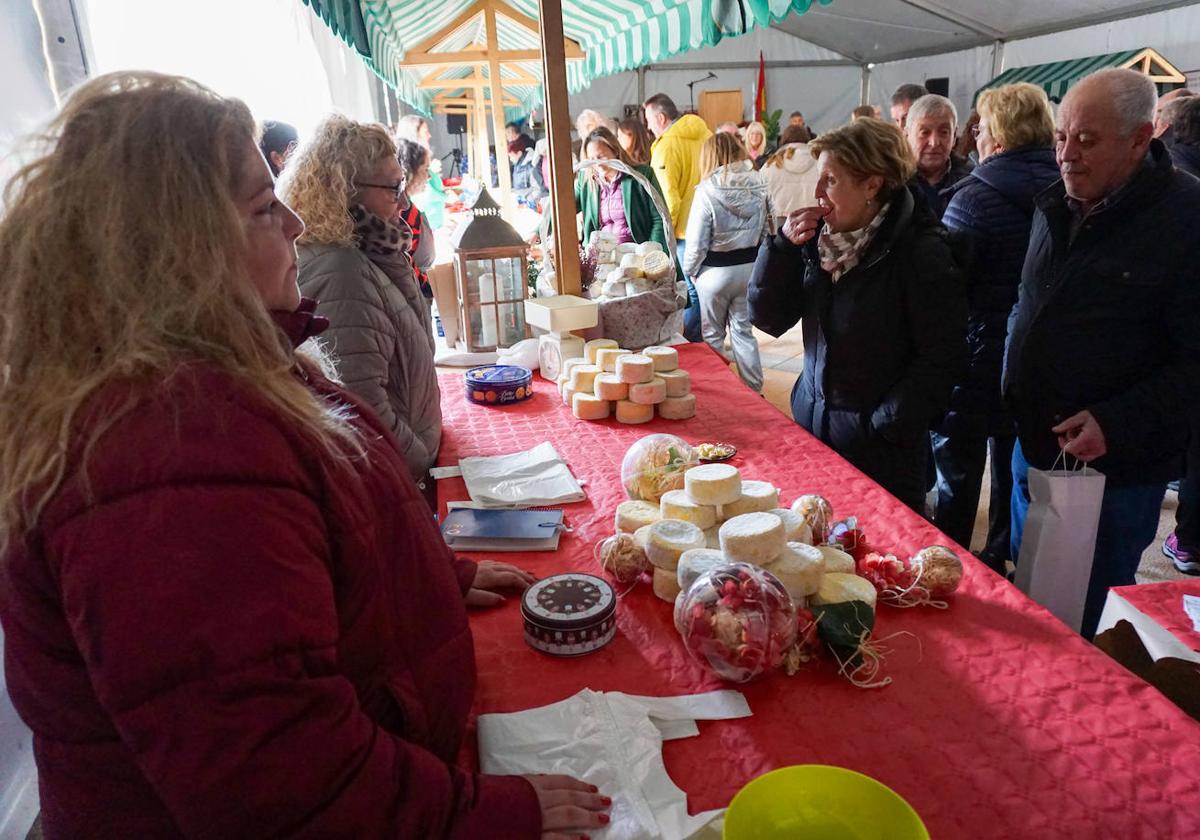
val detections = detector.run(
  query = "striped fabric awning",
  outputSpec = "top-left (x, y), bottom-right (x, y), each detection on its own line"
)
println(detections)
top-left (976, 47), bottom-right (1185, 103)
top-left (309, 0), bottom-right (830, 114)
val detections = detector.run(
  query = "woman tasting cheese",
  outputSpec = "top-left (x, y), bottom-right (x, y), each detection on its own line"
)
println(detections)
top-left (748, 118), bottom-right (967, 511)
top-left (281, 116), bottom-right (442, 504)
top-left (0, 72), bottom-right (607, 839)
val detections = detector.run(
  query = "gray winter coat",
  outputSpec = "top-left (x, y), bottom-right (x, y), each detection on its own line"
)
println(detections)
top-left (683, 161), bottom-right (773, 277)
top-left (297, 242), bottom-right (442, 479)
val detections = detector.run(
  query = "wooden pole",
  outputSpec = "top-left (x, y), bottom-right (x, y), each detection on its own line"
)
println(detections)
top-left (485, 1), bottom-right (515, 219)
top-left (472, 78), bottom-right (491, 184)
top-left (536, 0), bottom-right (581, 295)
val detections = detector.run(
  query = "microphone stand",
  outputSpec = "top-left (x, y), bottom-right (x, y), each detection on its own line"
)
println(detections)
top-left (686, 72), bottom-right (718, 112)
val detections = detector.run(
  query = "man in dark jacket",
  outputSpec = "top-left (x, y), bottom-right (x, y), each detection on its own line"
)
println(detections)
top-left (905, 94), bottom-right (974, 218)
top-left (1004, 69), bottom-right (1200, 637)
top-left (933, 84), bottom-right (1060, 572)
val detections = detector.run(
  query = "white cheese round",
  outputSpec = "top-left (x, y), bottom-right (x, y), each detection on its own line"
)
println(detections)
top-left (645, 519), bottom-right (706, 571)
top-left (677, 548), bottom-right (728, 590)
top-left (596, 348), bottom-right (630, 372)
top-left (642, 345), bottom-right (679, 372)
top-left (616, 354), bottom-right (655, 384)
top-left (722, 480), bottom-right (780, 518)
top-left (629, 376), bottom-right (667, 405)
top-left (571, 393), bottom-right (610, 420)
top-left (584, 338), bottom-right (619, 365)
top-left (811, 572), bottom-right (878, 610)
top-left (658, 369), bottom-right (691, 398)
top-left (818, 545), bottom-right (856, 575)
top-left (593, 373), bottom-right (629, 401)
top-left (766, 509), bottom-right (814, 544)
top-left (653, 566), bottom-right (681, 602)
top-left (615, 500), bottom-right (662, 533)
top-left (658, 393), bottom-right (696, 420)
top-left (719, 512), bottom-right (787, 565)
top-left (615, 399), bottom-right (654, 424)
top-left (767, 542), bottom-right (826, 600)
top-left (684, 463), bottom-right (743, 506)
top-left (568, 364), bottom-right (602, 392)
top-left (660, 489), bottom-right (717, 530)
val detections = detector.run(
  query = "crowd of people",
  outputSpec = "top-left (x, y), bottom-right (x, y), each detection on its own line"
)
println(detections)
top-left (1, 63), bottom-right (1199, 838)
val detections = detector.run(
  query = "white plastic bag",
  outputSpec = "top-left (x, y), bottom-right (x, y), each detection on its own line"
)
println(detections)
top-left (458, 441), bottom-right (585, 508)
top-left (1014, 455), bottom-right (1106, 632)
top-left (496, 337), bottom-right (541, 370)
top-left (478, 689), bottom-right (749, 840)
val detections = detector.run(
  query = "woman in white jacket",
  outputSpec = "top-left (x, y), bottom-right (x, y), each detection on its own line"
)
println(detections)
top-left (761, 124), bottom-right (820, 226)
top-left (683, 133), bottom-right (774, 392)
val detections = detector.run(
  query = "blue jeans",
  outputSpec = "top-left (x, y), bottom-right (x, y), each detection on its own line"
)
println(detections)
top-left (677, 239), bottom-right (702, 343)
top-left (1011, 441), bottom-right (1166, 639)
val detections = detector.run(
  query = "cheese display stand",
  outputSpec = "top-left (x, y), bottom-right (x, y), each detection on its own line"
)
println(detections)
top-left (434, 343), bottom-right (1200, 839)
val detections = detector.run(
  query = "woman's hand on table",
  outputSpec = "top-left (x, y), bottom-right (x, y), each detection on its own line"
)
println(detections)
top-left (465, 560), bottom-right (537, 608)
top-left (524, 773), bottom-right (611, 839)
top-left (781, 205), bottom-right (829, 247)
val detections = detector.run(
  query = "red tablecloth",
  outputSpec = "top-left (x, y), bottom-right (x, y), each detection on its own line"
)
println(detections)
top-left (1114, 579), bottom-right (1200, 653)
top-left (438, 344), bottom-right (1200, 839)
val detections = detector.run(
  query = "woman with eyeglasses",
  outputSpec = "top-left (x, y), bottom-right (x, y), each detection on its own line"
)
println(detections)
top-left (281, 115), bottom-right (442, 504)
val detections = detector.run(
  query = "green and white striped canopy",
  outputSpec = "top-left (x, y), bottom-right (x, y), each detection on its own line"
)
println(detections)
top-left (976, 48), bottom-right (1167, 104)
top-left (305, 0), bottom-right (830, 114)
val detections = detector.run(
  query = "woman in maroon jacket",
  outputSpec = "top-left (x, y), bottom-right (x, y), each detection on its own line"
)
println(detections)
top-left (0, 72), bottom-right (607, 839)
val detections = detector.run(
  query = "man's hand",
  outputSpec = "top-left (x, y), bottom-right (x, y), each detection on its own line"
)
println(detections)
top-left (1051, 410), bottom-right (1108, 462)
top-left (464, 560), bottom-right (537, 608)
top-left (781, 205), bottom-right (829, 247)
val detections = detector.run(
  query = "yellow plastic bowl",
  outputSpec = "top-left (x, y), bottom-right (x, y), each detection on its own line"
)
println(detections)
top-left (723, 764), bottom-right (929, 840)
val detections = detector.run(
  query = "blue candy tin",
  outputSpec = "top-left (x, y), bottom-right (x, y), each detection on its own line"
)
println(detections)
top-left (465, 364), bottom-right (534, 405)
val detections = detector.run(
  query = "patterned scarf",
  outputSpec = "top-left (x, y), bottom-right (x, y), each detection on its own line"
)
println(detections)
top-left (350, 204), bottom-right (424, 302)
top-left (817, 201), bottom-right (890, 282)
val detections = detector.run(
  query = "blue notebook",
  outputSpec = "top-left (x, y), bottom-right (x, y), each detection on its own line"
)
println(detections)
top-left (441, 508), bottom-right (565, 552)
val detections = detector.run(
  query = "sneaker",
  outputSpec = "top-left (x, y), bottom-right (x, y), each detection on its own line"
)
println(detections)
top-left (1162, 532), bottom-right (1200, 575)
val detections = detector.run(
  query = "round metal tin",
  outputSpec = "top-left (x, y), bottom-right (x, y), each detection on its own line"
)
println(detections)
top-left (465, 364), bottom-right (534, 406)
top-left (521, 573), bottom-right (617, 657)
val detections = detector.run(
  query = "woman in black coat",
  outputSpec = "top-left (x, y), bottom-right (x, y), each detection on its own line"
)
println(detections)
top-left (749, 118), bottom-right (967, 512)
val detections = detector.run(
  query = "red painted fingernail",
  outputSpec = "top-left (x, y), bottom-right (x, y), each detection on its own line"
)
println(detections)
top-left (589, 784), bottom-right (599, 793)
top-left (599, 814), bottom-right (610, 824)
top-left (601, 796), bottom-right (612, 806)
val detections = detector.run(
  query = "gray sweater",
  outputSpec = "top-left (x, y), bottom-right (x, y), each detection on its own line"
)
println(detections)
top-left (298, 242), bottom-right (442, 479)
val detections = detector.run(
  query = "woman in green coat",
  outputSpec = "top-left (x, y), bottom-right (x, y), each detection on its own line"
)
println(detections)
top-left (575, 127), bottom-right (672, 253)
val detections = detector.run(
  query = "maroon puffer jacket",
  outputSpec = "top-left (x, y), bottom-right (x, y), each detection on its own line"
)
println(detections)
top-left (0, 306), bottom-right (540, 838)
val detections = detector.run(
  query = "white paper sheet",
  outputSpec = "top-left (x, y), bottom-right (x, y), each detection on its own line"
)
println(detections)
top-left (478, 689), bottom-right (749, 840)
top-left (1183, 594), bottom-right (1200, 634)
top-left (458, 441), bottom-right (586, 508)
top-left (1096, 592), bottom-right (1200, 664)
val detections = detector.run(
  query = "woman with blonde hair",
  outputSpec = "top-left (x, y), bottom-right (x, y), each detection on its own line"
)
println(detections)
top-left (743, 120), bottom-right (771, 169)
top-left (749, 118), bottom-right (967, 511)
top-left (683, 132), bottom-right (772, 391)
top-left (931, 82), bottom-right (1059, 568)
top-left (280, 115), bottom-right (441, 500)
top-left (0, 71), bottom-right (606, 838)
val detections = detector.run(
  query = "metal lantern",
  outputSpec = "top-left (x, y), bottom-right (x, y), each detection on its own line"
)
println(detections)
top-left (451, 188), bottom-right (530, 352)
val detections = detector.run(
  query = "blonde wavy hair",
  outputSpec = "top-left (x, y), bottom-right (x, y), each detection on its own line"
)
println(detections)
top-left (810, 118), bottom-right (915, 194)
top-left (278, 114), bottom-right (397, 246)
top-left (976, 83), bottom-right (1055, 151)
top-left (744, 121), bottom-right (768, 156)
top-left (0, 71), bottom-right (359, 549)
top-left (700, 132), bottom-right (750, 180)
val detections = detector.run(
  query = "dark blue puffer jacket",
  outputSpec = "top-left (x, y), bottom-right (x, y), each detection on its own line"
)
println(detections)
top-left (1171, 142), bottom-right (1200, 178)
top-left (936, 146), bottom-right (1060, 436)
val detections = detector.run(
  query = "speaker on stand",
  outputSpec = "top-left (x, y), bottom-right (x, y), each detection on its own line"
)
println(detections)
top-left (926, 77), bottom-right (950, 98)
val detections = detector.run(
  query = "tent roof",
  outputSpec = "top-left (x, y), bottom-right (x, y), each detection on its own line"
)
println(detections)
top-left (976, 46), bottom-right (1186, 102)
top-left (768, 0), bottom-right (1199, 64)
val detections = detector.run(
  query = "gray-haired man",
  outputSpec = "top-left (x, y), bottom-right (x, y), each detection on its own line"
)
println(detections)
top-left (905, 94), bottom-right (974, 217)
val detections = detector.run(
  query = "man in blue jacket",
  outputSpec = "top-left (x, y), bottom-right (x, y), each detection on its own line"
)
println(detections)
top-left (1004, 68), bottom-right (1200, 638)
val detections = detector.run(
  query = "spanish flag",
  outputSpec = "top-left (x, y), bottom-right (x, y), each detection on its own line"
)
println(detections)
top-left (755, 51), bottom-right (767, 119)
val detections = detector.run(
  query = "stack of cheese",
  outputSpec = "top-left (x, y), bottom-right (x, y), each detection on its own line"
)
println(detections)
top-left (560, 338), bottom-right (696, 423)
top-left (613, 462), bottom-right (858, 611)
top-left (593, 241), bottom-right (673, 301)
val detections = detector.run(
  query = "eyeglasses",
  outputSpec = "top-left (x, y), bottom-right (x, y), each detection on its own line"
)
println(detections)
top-left (355, 181), bottom-right (405, 202)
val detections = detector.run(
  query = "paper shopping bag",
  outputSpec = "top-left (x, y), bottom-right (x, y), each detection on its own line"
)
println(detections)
top-left (1014, 460), bottom-right (1106, 632)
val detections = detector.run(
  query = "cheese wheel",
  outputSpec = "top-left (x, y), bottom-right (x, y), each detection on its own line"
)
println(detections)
top-left (719, 512), bottom-right (787, 565)
top-left (584, 338), bottom-right (619, 365)
top-left (628, 376), bottom-right (667, 405)
top-left (658, 369), bottom-right (691, 398)
top-left (620, 253), bottom-right (644, 274)
top-left (653, 567), bottom-right (681, 602)
top-left (596, 348), bottom-right (630, 372)
top-left (677, 548), bottom-right (728, 590)
top-left (818, 545), bottom-right (856, 575)
top-left (615, 500), bottom-right (661, 533)
top-left (641, 251), bottom-right (672, 281)
top-left (723, 480), bottom-right (781, 518)
top-left (561, 385), bottom-right (577, 407)
top-left (593, 373), bottom-right (629, 401)
top-left (811, 572), bottom-right (879, 610)
top-left (645, 519), bottom-right (706, 571)
top-left (568, 364), bottom-right (602, 392)
top-left (615, 242), bottom-right (640, 258)
top-left (767, 542), bottom-right (826, 600)
top-left (658, 393), bottom-right (696, 420)
top-left (704, 527), bottom-right (721, 549)
top-left (615, 400), bottom-right (654, 425)
top-left (684, 463), bottom-right (743, 506)
top-left (636, 240), bottom-right (664, 256)
top-left (633, 524), bottom-right (654, 552)
top-left (602, 279), bottom-right (627, 298)
top-left (559, 357), bottom-right (590, 385)
top-left (571, 393), bottom-right (610, 420)
top-left (767, 509), bottom-right (814, 544)
top-left (643, 345), bottom-right (679, 372)
top-left (660, 489), bottom-right (717, 530)
top-left (616, 354), bottom-right (655, 384)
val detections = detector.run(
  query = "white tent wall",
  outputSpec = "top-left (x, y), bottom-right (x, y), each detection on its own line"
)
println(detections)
top-left (567, 26), bottom-right (862, 133)
top-left (867, 45), bottom-right (996, 124)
